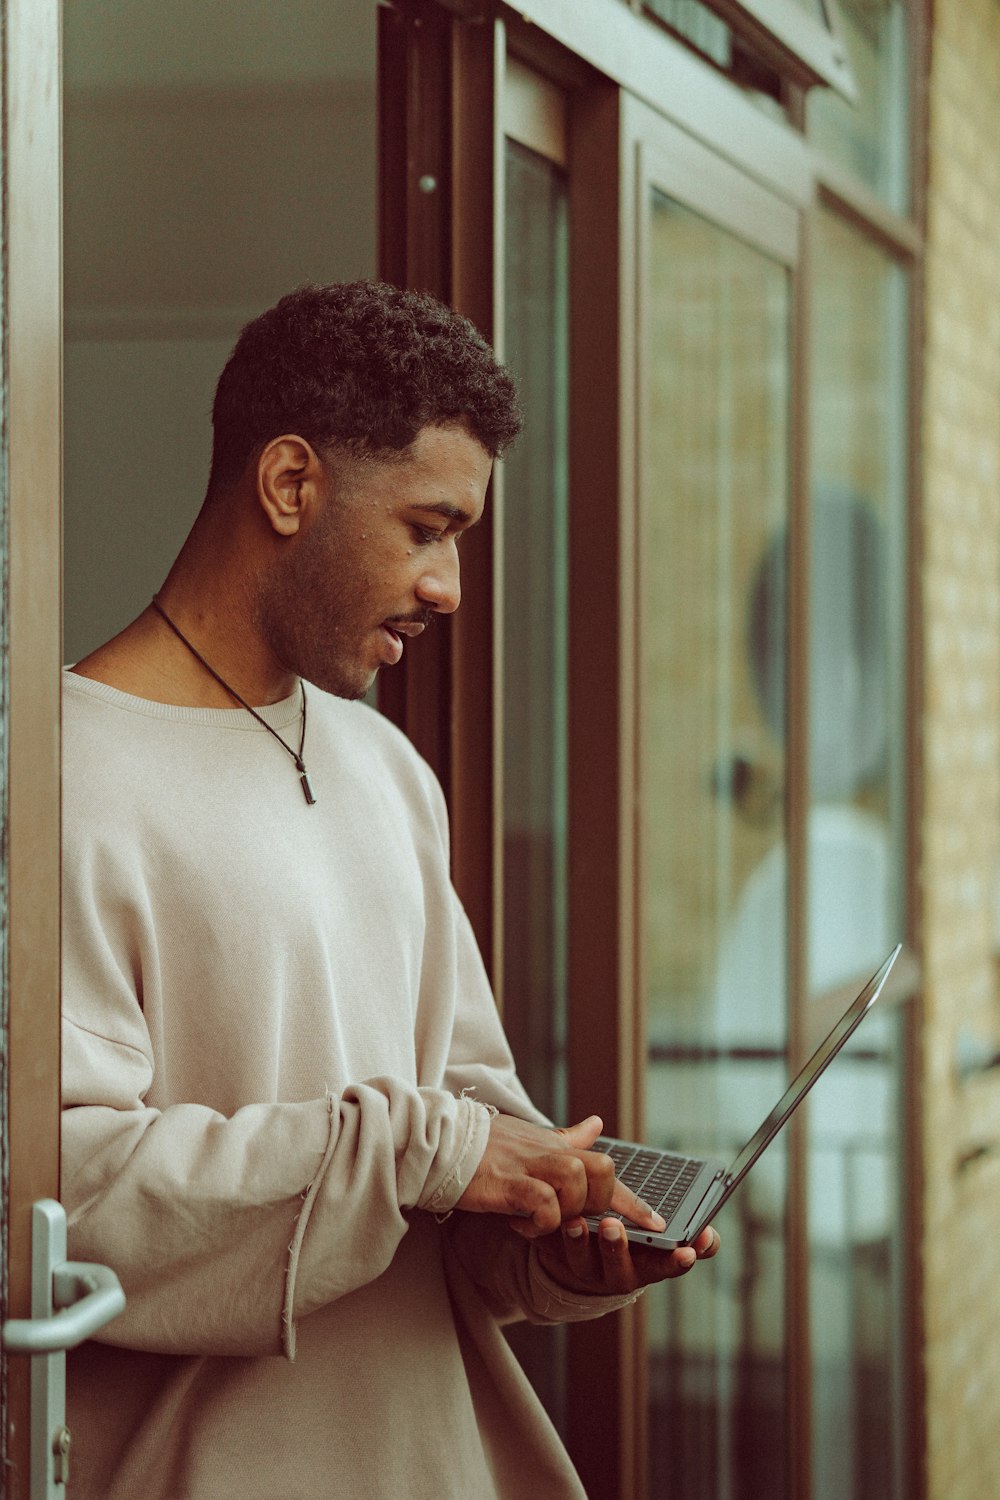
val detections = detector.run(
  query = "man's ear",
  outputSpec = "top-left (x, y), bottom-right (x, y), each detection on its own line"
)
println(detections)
top-left (256, 435), bottom-right (325, 537)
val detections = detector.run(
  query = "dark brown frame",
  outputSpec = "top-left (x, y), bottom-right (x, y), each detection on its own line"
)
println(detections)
top-left (378, 2), bottom-right (927, 1496)
top-left (377, 0), bottom-right (504, 976)
top-left (627, 98), bottom-right (808, 1500)
top-left (805, 5), bottom-right (929, 1492)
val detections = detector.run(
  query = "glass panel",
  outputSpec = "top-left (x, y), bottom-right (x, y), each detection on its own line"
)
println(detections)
top-left (500, 136), bottom-right (570, 1432)
top-left (807, 0), bottom-right (910, 211)
top-left (63, 0), bottom-right (376, 662)
top-left (643, 1), bottom-right (788, 118)
top-left (644, 0), bottom-right (854, 108)
top-left (807, 1006), bottom-right (907, 1500)
top-left (645, 0), bottom-right (733, 68)
top-left (807, 208), bottom-right (907, 995)
top-left (501, 138), bottom-right (569, 1127)
top-left (642, 191), bottom-right (791, 1500)
top-left (807, 205), bottom-right (909, 1499)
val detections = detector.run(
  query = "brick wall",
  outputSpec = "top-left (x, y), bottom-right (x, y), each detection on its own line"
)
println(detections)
top-left (922, 0), bottom-right (1000, 1493)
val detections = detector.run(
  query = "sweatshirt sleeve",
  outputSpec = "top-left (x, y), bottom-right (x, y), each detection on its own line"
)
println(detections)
top-left (442, 1213), bottom-right (641, 1326)
top-left (63, 1008), bottom-right (492, 1362)
top-left (441, 892), bottom-right (548, 1122)
top-left (430, 892), bottom-right (637, 1327)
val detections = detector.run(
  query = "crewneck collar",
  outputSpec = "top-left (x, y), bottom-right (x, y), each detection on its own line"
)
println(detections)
top-left (62, 667), bottom-right (304, 731)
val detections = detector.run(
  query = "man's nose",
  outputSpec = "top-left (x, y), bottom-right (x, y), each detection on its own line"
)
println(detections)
top-left (416, 544), bottom-right (461, 614)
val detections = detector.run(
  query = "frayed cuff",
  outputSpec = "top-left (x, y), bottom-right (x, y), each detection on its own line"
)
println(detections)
top-left (420, 1092), bottom-right (494, 1217)
top-left (281, 1093), bottom-right (338, 1361)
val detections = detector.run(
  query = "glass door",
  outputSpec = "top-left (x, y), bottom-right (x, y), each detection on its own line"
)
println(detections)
top-left (627, 104), bottom-right (801, 1500)
top-left (499, 55), bottom-right (571, 1436)
top-left (806, 204), bottom-right (911, 1500)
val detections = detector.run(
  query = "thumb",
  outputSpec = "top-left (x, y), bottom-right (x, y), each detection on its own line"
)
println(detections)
top-left (557, 1115), bottom-right (604, 1150)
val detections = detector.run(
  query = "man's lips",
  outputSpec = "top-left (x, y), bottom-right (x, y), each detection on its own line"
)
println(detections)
top-left (378, 619), bottom-right (426, 665)
top-left (385, 620), bottom-right (427, 639)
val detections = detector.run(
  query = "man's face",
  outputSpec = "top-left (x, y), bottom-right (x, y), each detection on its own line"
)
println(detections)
top-left (259, 422), bottom-right (492, 699)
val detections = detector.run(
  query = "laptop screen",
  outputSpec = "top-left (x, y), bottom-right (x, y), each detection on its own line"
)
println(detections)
top-left (722, 944), bottom-right (901, 1192)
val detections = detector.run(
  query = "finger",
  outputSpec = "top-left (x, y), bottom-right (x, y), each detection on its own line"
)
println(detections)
top-left (575, 1149), bottom-right (616, 1216)
top-left (556, 1115), bottom-right (604, 1151)
top-left (626, 1241), bottom-right (697, 1284)
top-left (607, 1176), bottom-right (667, 1234)
top-left (692, 1226), bottom-right (721, 1260)
top-left (561, 1218), bottom-right (594, 1281)
top-left (664, 1245), bottom-right (697, 1277)
top-left (529, 1152), bottom-right (592, 1221)
top-left (503, 1175), bottom-right (562, 1237)
top-left (596, 1218), bottom-right (639, 1295)
top-left (524, 1145), bottom-right (617, 1223)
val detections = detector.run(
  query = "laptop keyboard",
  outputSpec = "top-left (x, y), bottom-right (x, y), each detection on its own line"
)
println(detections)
top-left (592, 1138), bottom-right (700, 1224)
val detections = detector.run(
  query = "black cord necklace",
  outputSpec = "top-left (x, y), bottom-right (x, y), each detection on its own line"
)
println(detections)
top-left (150, 597), bottom-right (316, 805)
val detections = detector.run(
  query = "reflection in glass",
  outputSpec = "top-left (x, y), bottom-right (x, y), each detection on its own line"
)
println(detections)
top-left (807, 0), bottom-right (909, 210)
top-left (500, 136), bottom-right (570, 1434)
top-left (808, 208), bottom-right (907, 996)
top-left (721, 948), bottom-right (895, 1196)
top-left (641, 191), bottom-right (791, 1500)
top-left (642, 0), bottom-right (787, 118)
top-left (807, 206), bottom-right (909, 1500)
top-left (645, 0), bottom-right (732, 67)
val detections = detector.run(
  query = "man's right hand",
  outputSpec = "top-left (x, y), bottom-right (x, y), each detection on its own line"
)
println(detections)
top-left (455, 1113), bottom-right (666, 1239)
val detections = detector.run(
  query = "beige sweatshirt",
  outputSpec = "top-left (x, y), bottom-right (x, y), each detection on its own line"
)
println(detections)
top-left (61, 672), bottom-right (633, 1500)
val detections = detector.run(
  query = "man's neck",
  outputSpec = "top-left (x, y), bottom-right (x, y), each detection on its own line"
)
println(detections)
top-left (72, 569), bottom-right (297, 710)
top-left (70, 612), bottom-right (296, 711)
top-left (72, 490), bottom-right (300, 707)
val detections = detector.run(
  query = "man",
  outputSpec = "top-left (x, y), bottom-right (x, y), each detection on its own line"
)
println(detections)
top-left (63, 281), bottom-right (718, 1499)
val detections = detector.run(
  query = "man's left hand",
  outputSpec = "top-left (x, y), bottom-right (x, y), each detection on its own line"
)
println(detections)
top-left (535, 1217), bottom-right (721, 1296)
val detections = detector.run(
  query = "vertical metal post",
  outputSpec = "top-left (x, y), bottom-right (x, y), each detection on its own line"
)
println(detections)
top-left (29, 1202), bottom-right (69, 1500)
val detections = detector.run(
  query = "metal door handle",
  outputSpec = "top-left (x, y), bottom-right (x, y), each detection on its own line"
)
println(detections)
top-left (4, 1258), bottom-right (125, 1353)
top-left (2, 1201), bottom-right (126, 1498)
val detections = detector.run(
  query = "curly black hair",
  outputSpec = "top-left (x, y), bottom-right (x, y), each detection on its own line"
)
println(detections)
top-left (208, 280), bottom-right (522, 491)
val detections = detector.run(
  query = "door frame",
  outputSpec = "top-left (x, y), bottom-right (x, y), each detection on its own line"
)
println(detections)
top-left (623, 89), bottom-right (810, 1498)
top-left (1, 0), bottom-right (64, 1491)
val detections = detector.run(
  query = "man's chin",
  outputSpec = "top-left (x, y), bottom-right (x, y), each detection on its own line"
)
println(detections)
top-left (303, 662), bottom-right (378, 703)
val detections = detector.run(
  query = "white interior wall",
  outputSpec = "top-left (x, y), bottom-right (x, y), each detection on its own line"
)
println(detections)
top-left (63, 0), bottom-right (377, 661)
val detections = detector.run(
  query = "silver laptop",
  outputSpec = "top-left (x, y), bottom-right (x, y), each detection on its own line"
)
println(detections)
top-left (587, 944), bottom-right (901, 1250)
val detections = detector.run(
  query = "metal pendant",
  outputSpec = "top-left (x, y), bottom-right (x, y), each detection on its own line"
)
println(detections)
top-left (300, 770), bottom-right (317, 805)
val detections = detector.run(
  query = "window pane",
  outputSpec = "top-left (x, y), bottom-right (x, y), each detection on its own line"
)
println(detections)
top-left (808, 1005), bottom-right (908, 1500)
top-left (641, 190), bottom-right (791, 1500)
top-left (807, 205), bottom-right (910, 1500)
top-left (807, 0), bottom-right (910, 211)
top-left (644, 0), bottom-right (854, 106)
top-left (501, 139), bottom-right (569, 1128)
top-left (807, 209), bottom-right (907, 993)
top-left (501, 135), bottom-right (570, 1434)
top-left (645, 0), bottom-right (733, 68)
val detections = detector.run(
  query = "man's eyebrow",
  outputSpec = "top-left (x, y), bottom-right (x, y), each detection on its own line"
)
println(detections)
top-left (411, 501), bottom-right (480, 528)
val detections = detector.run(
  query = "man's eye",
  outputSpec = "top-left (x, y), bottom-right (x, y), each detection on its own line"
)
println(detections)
top-left (411, 524), bottom-right (441, 545)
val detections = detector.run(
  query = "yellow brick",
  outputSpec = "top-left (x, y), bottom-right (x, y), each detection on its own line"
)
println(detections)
top-left (923, 2), bottom-right (1000, 1490)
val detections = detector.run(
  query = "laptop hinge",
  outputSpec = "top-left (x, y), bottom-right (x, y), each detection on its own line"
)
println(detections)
top-left (681, 1169), bottom-right (726, 1243)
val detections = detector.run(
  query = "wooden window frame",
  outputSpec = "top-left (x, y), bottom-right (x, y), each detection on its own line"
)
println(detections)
top-left (377, 0), bottom-right (505, 977)
top-left (639, 0), bottom-right (858, 100)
